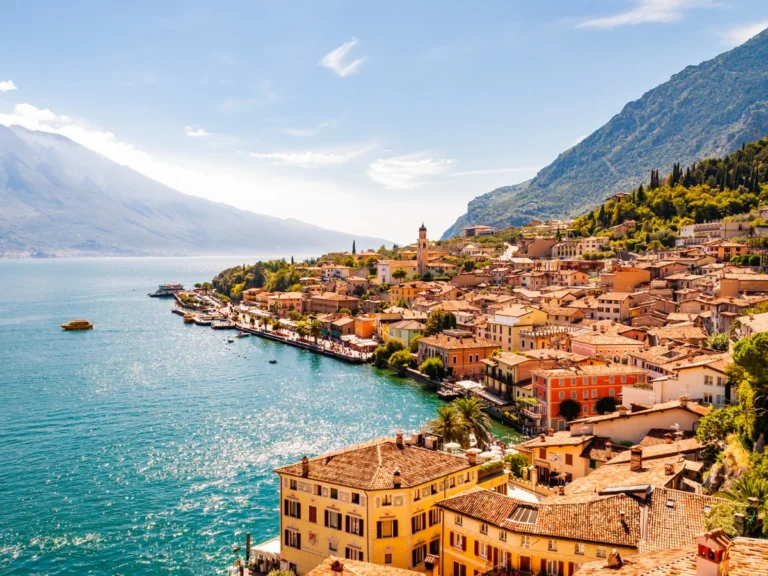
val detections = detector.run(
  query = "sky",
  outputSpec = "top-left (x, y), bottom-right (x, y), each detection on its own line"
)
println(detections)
top-left (1, 1), bottom-right (768, 244)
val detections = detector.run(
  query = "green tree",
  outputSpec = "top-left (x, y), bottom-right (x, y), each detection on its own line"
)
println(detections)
top-left (310, 319), bottom-right (322, 343)
top-left (409, 335), bottom-right (423, 353)
top-left (392, 268), bottom-right (408, 282)
top-left (296, 321), bottom-right (310, 339)
top-left (503, 453), bottom-right (530, 479)
top-left (427, 405), bottom-right (471, 447)
top-left (385, 338), bottom-right (406, 356)
top-left (695, 405), bottom-right (739, 447)
top-left (424, 310), bottom-right (457, 336)
top-left (372, 346), bottom-right (390, 368)
top-left (339, 308), bottom-right (352, 316)
top-left (595, 396), bottom-right (618, 415)
top-left (453, 397), bottom-right (492, 449)
top-left (419, 357), bottom-right (445, 380)
top-left (558, 399), bottom-right (582, 422)
top-left (731, 332), bottom-right (768, 440)
top-left (352, 240), bottom-right (356, 255)
top-left (388, 349), bottom-right (413, 371)
top-left (706, 333), bottom-right (730, 351)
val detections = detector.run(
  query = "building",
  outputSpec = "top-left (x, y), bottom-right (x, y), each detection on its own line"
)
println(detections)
top-left (463, 225), bottom-right (497, 237)
top-left (242, 288), bottom-right (266, 305)
top-left (377, 261), bottom-right (421, 285)
top-left (417, 330), bottom-right (499, 378)
top-left (553, 236), bottom-right (610, 259)
top-left (309, 293), bottom-right (361, 315)
top-left (600, 267), bottom-right (652, 293)
top-left (305, 556), bottom-right (423, 576)
top-left (417, 223), bottom-right (429, 277)
top-left (481, 352), bottom-right (539, 401)
top-left (531, 364), bottom-right (647, 430)
top-left (268, 292), bottom-right (305, 316)
top-left (594, 293), bottom-right (633, 322)
top-left (388, 320), bottom-right (425, 348)
top-left (676, 219), bottom-right (750, 246)
top-left (570, 331), bottom-right (645, 362)
top-left (486, 306), bottom-right (548, 352)
top-left (322, 265), bottom-right (352, 282)
top-left (274, 434), bottom-right (508, 574)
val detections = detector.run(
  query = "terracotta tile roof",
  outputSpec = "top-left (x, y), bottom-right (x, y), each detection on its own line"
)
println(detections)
top-left (569, 399), bottom-right (709, 426)
top-left (533, 364), bottom-right (646, 378)
top-left (563, 455), bottom-right (684, 495)
top-left (418, 333), bottom-right (497, 350)
top-left (605, 438), bottom-right (703, 464)
top-left (572, 547), bottom-right (696, 575)
top-left (516, 432), bottom-right (594, 449)
top-left (649, 325), bottom-right (708, 341)
top-left (275, 437), bottom-right (472, 490)
top-left (580, 436), bottom-right (630, 462)
top-left (571, 332), bottom-right (645, 347)
top-left (306, 556), bottom-right (423, 576)
top-left (637, 429), bottom-right (695, 448)
top-left (729, 537), bottom-right (768, 574)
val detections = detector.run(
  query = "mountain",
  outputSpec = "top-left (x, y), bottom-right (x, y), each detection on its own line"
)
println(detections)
top-left (0, 124), bottom-right (388, 257)
top-left (442, 28), bottom-right (768, 239)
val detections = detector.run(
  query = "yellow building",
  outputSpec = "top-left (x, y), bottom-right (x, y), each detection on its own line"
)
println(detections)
top-left (436, 485), bottom-right (722, 576)
top-left (486, 306), bottom-right (548, 352)
top-left (274, 434), bottom-right (509, 575)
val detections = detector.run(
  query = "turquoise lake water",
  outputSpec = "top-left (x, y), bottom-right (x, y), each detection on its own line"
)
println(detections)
top-left (0, 257), bottom-right (517, 575)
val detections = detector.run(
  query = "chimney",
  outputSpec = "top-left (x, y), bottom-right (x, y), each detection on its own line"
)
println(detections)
top-left (396, 431), bottom-right (404, 448)
top-left (679, 395), bottom-right (688, 407)
top-left (330, 560), bottom-right (344, 573)
top-left (618, 405), bottom-right (628, 416)
top-left (557, 485), bottom-right (565, 496)
top-left (734, 514), bottom-right (746, 536)
top-left (605, 549), bottom-right (623, 569)
top-left (605, 441), bottom-right (613, 459)
top-left (664, 433), bottom-right (673, 444)
top-left (664, 463), bottom-right (675, 476)
top-left (630, 447), bottom-right (643, 472)
top-left (539, 433), bottom-right (546, 442)
top-left (467, 451), bottom-right (477, 465)
top-left (393, 466), bottom-right (402, 488)
top-left (547, 428), bottom-right (555, 437)
top-left (301, 456), bottom-right (309, 478)
top-left (695, 529), bottom-right (731, 576)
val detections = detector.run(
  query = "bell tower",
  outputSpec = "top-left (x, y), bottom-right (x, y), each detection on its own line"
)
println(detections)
top-left (417, 223), bottom-right (429, 277)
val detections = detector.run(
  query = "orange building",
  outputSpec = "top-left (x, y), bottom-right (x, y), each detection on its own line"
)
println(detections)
top-left (417, 329), bottom-right (499, 378)
top-left (353, 314), bottom-right (376, 338)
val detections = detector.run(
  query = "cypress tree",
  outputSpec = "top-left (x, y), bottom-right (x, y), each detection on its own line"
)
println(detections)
top-left (637, 184), bottom-right (646, 203)
top-left (598, 204), bottom-right (606, 228)
top-left (352, 240), bottom-right (356, 255)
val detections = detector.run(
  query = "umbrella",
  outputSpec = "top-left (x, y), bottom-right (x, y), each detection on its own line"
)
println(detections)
top-left (504, 448), bottom-right (519, 455)
top-left (479, 451), bottom-right (497, 458)
top-left (444, 442), bottom-right (461, 450)
top-left (465, 447), bottom-right (482, 454)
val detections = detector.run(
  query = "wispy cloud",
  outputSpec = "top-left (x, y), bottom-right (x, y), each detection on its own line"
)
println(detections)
top-left (184, 125), bottom-right (210, 137)
top-left (368, 152), bottom-right (454, 189)
top-left (250, 142), bottom-right (375, 168)
top-left (285, 121), bottom-right (330, 137)
top-left (450, 166), bottom-right (540, 177)
top-left (320, 38), bottom-right (367, 78)
top-left (716, 21), bottom-right (768, 46)
top-left (0, 80), bottom-right (17, 93)
top-left (577, 0), bottom-right (713, 30)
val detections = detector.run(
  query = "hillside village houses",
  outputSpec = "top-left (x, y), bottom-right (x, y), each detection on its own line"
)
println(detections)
top-left (220, 220), bottom-right (768, 575)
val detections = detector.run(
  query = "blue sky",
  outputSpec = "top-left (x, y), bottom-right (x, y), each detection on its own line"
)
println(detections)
top-left (1, 1), bottom-right (767, 243)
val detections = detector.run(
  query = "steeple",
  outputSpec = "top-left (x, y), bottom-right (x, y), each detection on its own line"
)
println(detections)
top-left (417, 223), bottom-right (429, 276)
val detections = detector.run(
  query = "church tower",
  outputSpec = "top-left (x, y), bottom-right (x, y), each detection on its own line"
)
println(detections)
top-left (417, 222), bottom-right (429, 277)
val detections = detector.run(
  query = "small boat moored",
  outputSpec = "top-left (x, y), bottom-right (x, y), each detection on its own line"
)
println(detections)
top-left (184, 313), bottom-right (195, 324)
top-left (148, 283), bottom-right (185, 297)
top-left (268, 359), bottom-right (278, 364)
top-left (236, 331), bottom-right (250, 338)
top-left (61, 319), bottom-right (94, 331)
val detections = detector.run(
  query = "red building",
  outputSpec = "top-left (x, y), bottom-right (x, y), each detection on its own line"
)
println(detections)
top-left (531, 364), bottom-right (646, 431)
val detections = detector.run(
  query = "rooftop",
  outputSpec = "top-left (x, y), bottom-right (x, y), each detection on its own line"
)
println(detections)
top-left (306, 557), bottom-right (423, 576)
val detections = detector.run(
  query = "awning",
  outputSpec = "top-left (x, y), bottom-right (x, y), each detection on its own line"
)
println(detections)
top-left (252, 537), bottom-right (281, 560)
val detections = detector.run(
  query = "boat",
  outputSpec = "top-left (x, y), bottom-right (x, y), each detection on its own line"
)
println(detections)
top-left (148, 283), bottom-right (185, 297)
top-left (236, 332), bottom-right (250, 338)
top-left (183, 313), bottom-right (195, 324)
top-left (268, 359), bottom-right (278, 364)
top-left (227, 337), bottom-right (235, 343)
top-left (61, 319), bottom-right (94, 331)
top-left (194, 316), bottom-right (212, 326)
top-left (437, 386), bottom-right (460, 401)
top-left (211, 320), bottom-right (236, 330)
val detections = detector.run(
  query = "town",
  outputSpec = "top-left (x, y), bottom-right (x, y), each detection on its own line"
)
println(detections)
top-left (159, 183), bottom-right (768, 576)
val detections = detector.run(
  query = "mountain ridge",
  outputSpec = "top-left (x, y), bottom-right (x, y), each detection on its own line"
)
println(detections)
top-left (0, 124), bottom-right (389, 257)
top-left (442, 28), bottom-right (768, 239)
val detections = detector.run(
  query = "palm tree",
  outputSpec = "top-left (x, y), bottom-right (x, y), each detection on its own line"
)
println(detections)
top-left (718, 475), bottom-right (768, 503)
top-left (427, 405), bottom-right (471, 447)
top-left (310, 319), bottom-right (323, 344)
top-left (453, 397), bottom-right (492, 449)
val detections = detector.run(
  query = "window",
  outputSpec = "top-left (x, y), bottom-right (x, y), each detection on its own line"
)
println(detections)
top-left (455, 515), bottom-right (463, 526)
top-left (565, 454), bottom-right (573, 466)
top-left (453, 562), bottom-right (467, 576)
top-left (480, 523), bottom-right (488, 535)
top-left (583, 390), bottom-right (589, 399)
top-left (329, 540), bottom-right (338, 553)
top-left (571, 391), bottom-right (577, 399)
top-left (284, 499), bottom-right (301, 519)
top-left (575, 542), bottom-right (585, 555)
top-left (347, 516), bottom-right (364, 536)
top-left (592, 389), bottom-right (598, 398)
top-left (314, 484), bottom-right (322, 496)
top-left (609, 376), bottom-right (615, 384)
top-left (384, 553), bottom-right (393, 565)
top-left (477, 542), bottom-right (489, 559)
top-left (449, 476), bottom-right (456, 488)
top-left (704, 375), bottom-right (713, 386)
top-left (609, 388), bottom-right (615, 397)
top-left (429, 508), bottom-right (442, 526)
top-left (547, 559), bottom-right (559, 576)
top-left (548, 539), bottom-right (557, 551)
top-left (597, 546), bottom-right (607, 558)
top-left (345, 547), bottom-right (363, 561)
top-left (521, 535), bottom-right (531, 548)
top-left (309, 506), bottom-right (317, 524)
top-left (382, 494), bottom-right (392, 506)
top-left (351, 492), bottom-right (360, 505)
top-left (452, 533), bottom-right (466, 551)
top-left (583, 405), bottom-right (589, 413)
top-left (377, 519), bottom-right (398, 538)
top-left (589, 459), bottom-right (597, 469)
top-left (704, 392), bottom-right (713, 404)
top-left (539, 448), bottom-right (546, 459)
top-left (330, 488), bottom-right (339, 500)
top-left (499, 530), bottom-right (507, 542)
top-left (559, 378), bottom-right (565, 387)
top-left (431, 483), bottom-right (439, 495)
top-left (289, 479), bottom-right (297, 490)
top-left (559, 391), bottom-right (565, 400)
top-left (284, 529), bottom-right (300, 549)
top-left (411, 513), bottom-right (426, 534)
top-left (326, 510), bottom-right (342, 530)
top-left (412, 543), bottom-right (427, 566)
top-left (716, 376), bottom-right (725, 387)
top-left (430, 538), bottom-right (440, 555)
top-left (591, 376), bottom-right (597, 384)
top-left (413, 489), bottom-right (421, 502)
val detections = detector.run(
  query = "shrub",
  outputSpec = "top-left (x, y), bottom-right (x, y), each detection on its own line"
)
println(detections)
top-left (419, 357), bottom-right (445, 380)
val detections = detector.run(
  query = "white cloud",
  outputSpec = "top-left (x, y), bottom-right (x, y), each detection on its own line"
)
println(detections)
top-left (250, 142), bottom-right (375, 168)
top-left (450, 166), bottom-right (540, 177)
top-left (368, 152), bottom-right (454, 189)
top-left (717, 21), bottom-right (768, 46)
top-left (577, 0), bottom-right (713, 29)
top-left (285, 121), bottom-right (330, 137)
top-left (320, 38), bottom-right (367, 78)
top-left (0, 80), bottom-right (17, 92)
top-left (184, 125), bottom-right (210, 137)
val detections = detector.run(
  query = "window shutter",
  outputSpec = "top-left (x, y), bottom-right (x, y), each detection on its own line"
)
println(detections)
top-left (474, 540), bottom-right (478, 556)
top-left (345, 547), bottom-right (350, 560)
top-left (283, 500), bottom-right (288, 515)
top-left (296, 533), bottom-right (301, 551)
top-left (325, 510), bottom-right (329, 527)
top-left (492, 546), bottom-right (498, 566)
top-left (377, 521), bottom-right (382, 539)
top-left (297, 503), bottom-right (301, 520)
top-left (284, 529), bottom-right (288, 546)
top-left (359, 519), bottom-right (364, 537)
top-left (412, 549), bottom-right (417, 567)
top-left (393, 520), bottom-right (399, 537)
top-left (411, 517), bottom-right (416, 534)
top-left (346, 515), bottom-right (350, 533)
top-left (450, 532), bottom-right (454, 548)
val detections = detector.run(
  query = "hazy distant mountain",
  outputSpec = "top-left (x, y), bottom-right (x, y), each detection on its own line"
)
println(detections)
top-left (442, 27), bottom-right (768, 238)
top-left (0, 125), bottom-right (388, 257)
